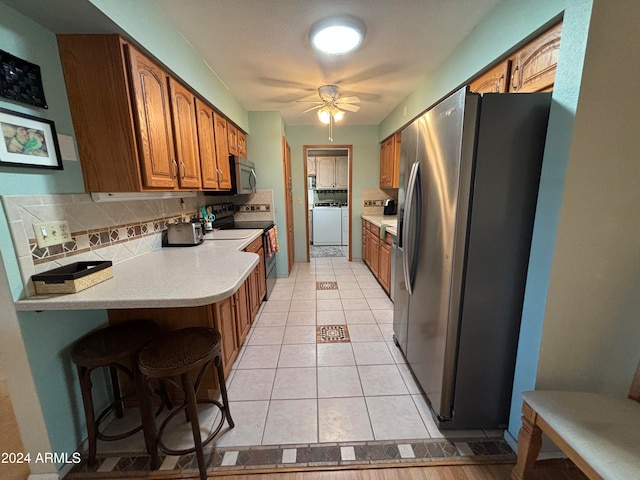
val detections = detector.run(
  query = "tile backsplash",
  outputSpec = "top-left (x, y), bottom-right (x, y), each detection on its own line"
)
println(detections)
top-left (360, 188), bottom-right (397, 215)
top-left (2, 193), bottom-right (203, 297)
top-left (2, 190), bottom-right (276, 297)
top-left (230, 190), bottom-right (275, 222)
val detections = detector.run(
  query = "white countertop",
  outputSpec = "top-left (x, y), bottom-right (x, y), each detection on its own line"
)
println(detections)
top-left (15, 230), bottom-right (264, 311)
top-left (361, 214), bottom-right (398, 236)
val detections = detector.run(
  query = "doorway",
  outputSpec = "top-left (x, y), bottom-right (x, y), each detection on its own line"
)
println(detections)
top-left (304, 145), bottom-right (353, 262)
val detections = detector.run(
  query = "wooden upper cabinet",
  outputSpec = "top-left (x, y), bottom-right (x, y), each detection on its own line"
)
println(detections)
top-left (195, 100), bottom-right (231, 191)
top-left (510, 22), bottom-right (563, 93)
top-left (469, 21), bottom-right (562, 96)
top-left (470, 60), bottom-right (511, 93)
top-left (195, 98), bottom-right (219, 189)
top-left (57, 34), bottom-right (239, 193)
top-left (169, 78), bottom-right (201, 189)
top-left (227, 122), bottom-right (239, 156)
top-left (126, 45), bottom-right (179, 189)
top-left (237, 131), bottom-right (247, 158)
top-left (213, 112), bottom-right (232, 190)
top-left (380, 132), bottom-right (401, 188)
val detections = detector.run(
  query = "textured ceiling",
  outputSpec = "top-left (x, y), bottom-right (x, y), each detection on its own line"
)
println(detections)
top-left (2, 0), bottom-right (501, 127)
top-left (153, 0), bottom-right (500, 126)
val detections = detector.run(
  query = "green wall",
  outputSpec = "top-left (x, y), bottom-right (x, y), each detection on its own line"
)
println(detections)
top-left (0, 2), bottom-right (110, 468)
top-left (246, 111), bottom-right (290, 276)
top-left (286, 125), bottom-right (380, 261)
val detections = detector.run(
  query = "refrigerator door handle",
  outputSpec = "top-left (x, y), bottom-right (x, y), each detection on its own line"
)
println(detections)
top-left (403, 161), bottom-right (420, 295)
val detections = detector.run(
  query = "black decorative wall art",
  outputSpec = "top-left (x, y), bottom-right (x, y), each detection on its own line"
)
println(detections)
top-left (0, 50), bottom-right (48, 109)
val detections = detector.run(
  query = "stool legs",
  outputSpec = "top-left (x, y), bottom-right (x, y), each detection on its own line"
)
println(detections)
top-left (133, 355), bottom-right (160, 470)
top-left (215, 354), bottom-right (234, 429)
top-left (76, 365), bottom-right (98, 466)
top-left (183, 371), bottom-right (207, 480)
top-left (109, 365), bottom-right (124, 418)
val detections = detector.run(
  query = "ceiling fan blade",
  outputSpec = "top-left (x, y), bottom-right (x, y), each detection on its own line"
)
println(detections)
top-left (302, 104), bottom-right (323, 113)
top-left (338, 103), bottom-right (360, 112)
top-left (338, 96), bottom-right (360, 103)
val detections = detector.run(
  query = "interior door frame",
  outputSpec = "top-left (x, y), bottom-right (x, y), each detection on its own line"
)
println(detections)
top-left (303, 144), bottom-right (353, 262)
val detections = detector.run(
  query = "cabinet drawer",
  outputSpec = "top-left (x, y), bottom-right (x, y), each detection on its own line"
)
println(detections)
top-left (384, 232), bottom-right (392, 245)
top-left (245, 236), bottom-right (263, 253)
top-left (370, 224), bottom-right (380, 237)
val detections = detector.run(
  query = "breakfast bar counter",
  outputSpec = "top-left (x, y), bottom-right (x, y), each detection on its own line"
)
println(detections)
top-left (14, 230), bottom-right (263, 311)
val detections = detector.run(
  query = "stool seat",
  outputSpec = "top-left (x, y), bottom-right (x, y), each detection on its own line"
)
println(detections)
top-left (71, 320), bottom-right (162, 467)
top-left (138, 327), bottom-right (221, 376)
top-left (138, 326), bottom-right (233, 480)
top-left (72, 321), bottom-right (161, 367)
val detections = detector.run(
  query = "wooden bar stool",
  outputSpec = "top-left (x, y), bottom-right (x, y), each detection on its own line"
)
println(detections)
top-left (71, 320), bottom-right (163, 466)
top-left (138, 327), bottom-right (234, 480)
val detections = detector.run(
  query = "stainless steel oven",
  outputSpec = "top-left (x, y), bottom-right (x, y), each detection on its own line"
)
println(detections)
top-left (207, 203), bottom-right (276, 300)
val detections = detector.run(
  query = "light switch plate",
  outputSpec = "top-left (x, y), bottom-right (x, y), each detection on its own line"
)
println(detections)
top-left (33, 220), bottom-right (71, 248)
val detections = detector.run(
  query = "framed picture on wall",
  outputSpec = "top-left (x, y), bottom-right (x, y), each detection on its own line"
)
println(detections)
top-left (0, 108), bottom-right (62, 170)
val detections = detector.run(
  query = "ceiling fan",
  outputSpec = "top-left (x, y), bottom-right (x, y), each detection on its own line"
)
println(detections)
top-left (299, 85), bottom-right (360, 141)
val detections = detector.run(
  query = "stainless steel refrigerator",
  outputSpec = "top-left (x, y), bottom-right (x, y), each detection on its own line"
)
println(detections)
top-left (393, 86), bottom-right (551, 429)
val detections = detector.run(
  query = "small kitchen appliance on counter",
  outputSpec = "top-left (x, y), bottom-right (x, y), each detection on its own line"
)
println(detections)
top-left (164, 222), bottom-right (204, 247)
top-left (383, 199), bottom-right (397, 216)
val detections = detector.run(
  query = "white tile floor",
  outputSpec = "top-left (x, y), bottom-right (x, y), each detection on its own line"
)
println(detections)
top-left (100, 258), bottom-right (502, 456)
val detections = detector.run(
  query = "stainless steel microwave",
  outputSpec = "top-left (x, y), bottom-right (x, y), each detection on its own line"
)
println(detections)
top-left (234, 158), bottom-right (257, 194)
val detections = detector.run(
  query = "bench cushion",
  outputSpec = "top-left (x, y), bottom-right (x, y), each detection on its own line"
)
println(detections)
top-left (522, 391), bottom-right (640, 480)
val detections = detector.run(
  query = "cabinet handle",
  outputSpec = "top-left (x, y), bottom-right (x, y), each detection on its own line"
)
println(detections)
top-left (172, 159), bottom-right (178, 178)
top-left (180, 161), bottom-right (186, 179)
top-left (511, 65), bottom-right (520, 91)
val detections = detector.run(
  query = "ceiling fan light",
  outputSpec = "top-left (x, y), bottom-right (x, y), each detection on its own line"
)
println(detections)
top-left (310, 17), bottom-right (365, 55)
top-left (318, 107), bottom-right (331, 124)
top-left (332, 108), bottom-right (344, 122)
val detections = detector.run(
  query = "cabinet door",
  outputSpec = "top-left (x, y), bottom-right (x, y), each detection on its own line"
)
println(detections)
top-left (335, 157), bottom-right (348, 189)
top-left (316, 157), bottom-right (336, 188)
top-left (510, 22), bottom-right (562, 93)
top-left (380, 138), bottom-right (391, 187)
top-left (237, 131), bottom-right (247, 158)
top-left (379, 242), bottom-right (391, 293)
top-left (213, 112), bottom-right (232, 190)
top-left (307, 157), bottom-right (316, 176)
top-left (380, 135), bottom-right (400, 188)
top-left (127, 45), bottom-right (177, 189)
top-left (470, 60), bottom-right (511, 93)
top-left (195, 98), bottom-right (219, 189)
top-left (227, 122), bottom-right (239, 156)
top-left (368, 230), bottom-right (380, 278)
top-left (257, 246), bottom-right (266, 302)
top-left (234, 280), bottom-right (251, 347)
top-left (213, 296), bottom-right (238, 376)
top-left (169, 79), bottom-right (202, 189)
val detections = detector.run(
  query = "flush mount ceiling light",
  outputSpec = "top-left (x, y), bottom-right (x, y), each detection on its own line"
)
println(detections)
top-left (310, 16), bottom-right (366, 55)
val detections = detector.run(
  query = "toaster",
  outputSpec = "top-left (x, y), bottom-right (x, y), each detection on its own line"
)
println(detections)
top-left (165, 222), bottom-right (204, 246)
top-left (383, 199), bottom-right (397, 216)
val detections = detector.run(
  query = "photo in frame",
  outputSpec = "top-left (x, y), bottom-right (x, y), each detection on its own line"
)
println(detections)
top-left (0, 108), bottom-right (62, 170)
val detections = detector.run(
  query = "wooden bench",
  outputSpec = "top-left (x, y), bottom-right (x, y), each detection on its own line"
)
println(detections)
top-left (512, 360), bottom-right (640, 479)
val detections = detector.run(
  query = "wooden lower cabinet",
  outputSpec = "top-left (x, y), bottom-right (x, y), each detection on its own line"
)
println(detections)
top-left (213, 296), bottom-right (238, 375)
top-left (361, 220), bottom-right (392, 295)
top-left (107, 268), bottom-right (262, 402)
top-left (378, 241), bottom-right (391, 292)
top-left (244, 237), bottom-right (266, 321)
top-left (234, 280), bottom-right (250, 347)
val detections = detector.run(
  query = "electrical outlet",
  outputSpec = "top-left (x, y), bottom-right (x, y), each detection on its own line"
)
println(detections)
top-left (33, 220), bottom-right (71, 248)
